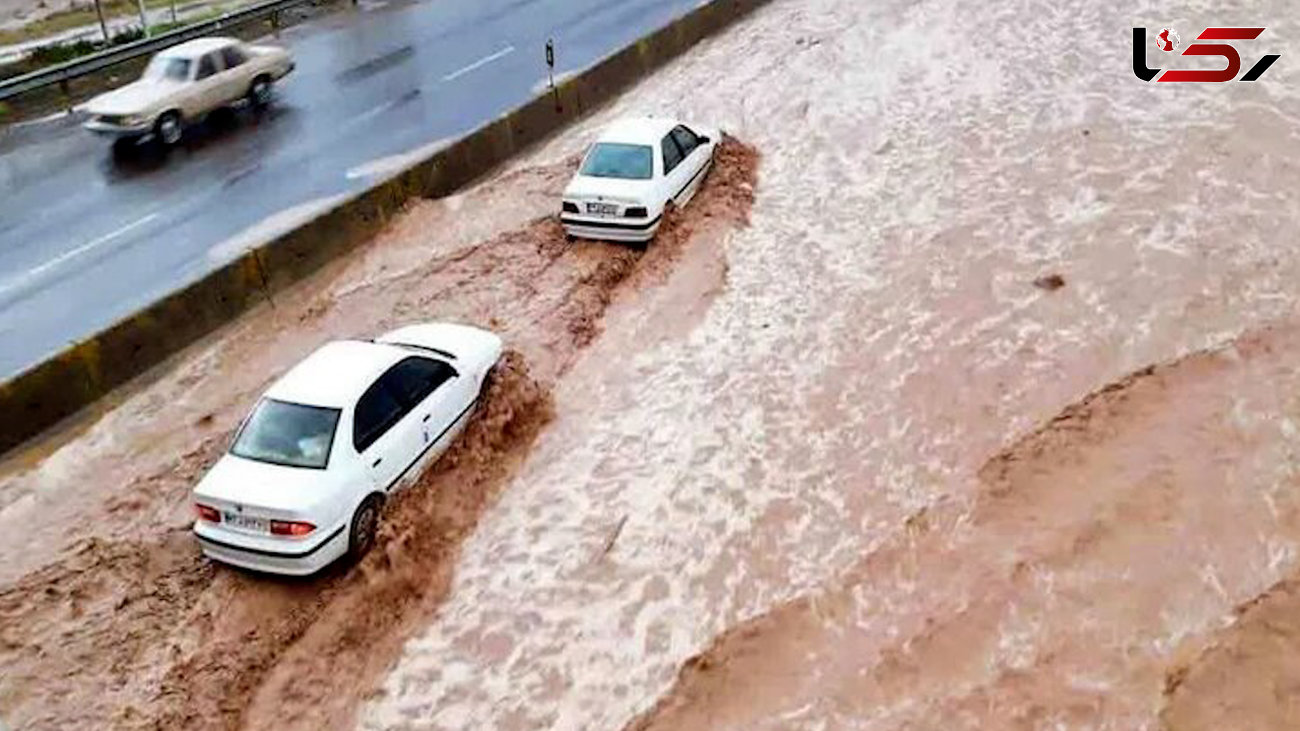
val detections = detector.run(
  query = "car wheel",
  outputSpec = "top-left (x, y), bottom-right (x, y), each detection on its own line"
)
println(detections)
top-left (155, 111), bottom-right (182, 147)
top-left (347, 494), bottom-right (383, 559)
top-left (248, 76), bottom-right (273, 110)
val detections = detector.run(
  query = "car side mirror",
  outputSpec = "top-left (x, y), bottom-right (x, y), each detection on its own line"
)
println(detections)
top-left (698, 135), bottom-right (711, 145)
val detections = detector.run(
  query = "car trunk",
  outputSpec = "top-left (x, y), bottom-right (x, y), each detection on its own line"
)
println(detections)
top-left (563, 175), bottom-right (655, 217)
top-left (193, 454), bottom-right (335, 534)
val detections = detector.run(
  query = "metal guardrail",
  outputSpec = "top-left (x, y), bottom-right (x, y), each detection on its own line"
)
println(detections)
top-left (0, 0), bottom-right (311, 101)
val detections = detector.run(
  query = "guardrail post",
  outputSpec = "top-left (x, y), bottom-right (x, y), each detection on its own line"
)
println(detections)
top-left (59, 79), bottom-right (71, 111)
top-left (270, 9), bottom-right (280, 29)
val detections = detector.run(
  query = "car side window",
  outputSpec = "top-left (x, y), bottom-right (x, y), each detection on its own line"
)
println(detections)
top-left (662, 134), bottom-right (685, 174)
top-left (386, 357), bottom-right (457, 408)
top-left (220, 46), bottom-right (248, 69)
top-left (196, 53), bottom-right (220, 80)
top-left (671, 126), bottom-right (700, 157)
top-left (353, 378), bottom-right (405, 452)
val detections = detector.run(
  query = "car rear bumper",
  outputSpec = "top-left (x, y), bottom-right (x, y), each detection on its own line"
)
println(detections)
top-left (561, 213), bottom-right (662, 243)
top-left (193, 520), bottom-right (348, 576)
top-left (83, 118), bottom-right (153, 138)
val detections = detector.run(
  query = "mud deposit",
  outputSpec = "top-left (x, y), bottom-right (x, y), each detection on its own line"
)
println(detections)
top-left (0, 139), bottom-right (758, 730)
top-left (626, 324), bottom-right (1300, 731)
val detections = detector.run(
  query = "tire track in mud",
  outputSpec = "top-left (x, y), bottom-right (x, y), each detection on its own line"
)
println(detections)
top-left (626, 324), bottom-right (1300, 731)
top-left (0, 138), bottom-right (758, 731)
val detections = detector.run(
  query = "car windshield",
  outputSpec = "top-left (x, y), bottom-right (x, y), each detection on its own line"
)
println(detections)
top-left (580, 143), bottom-right (654, 180)
top-left (230, 399), bottom-right (341, 469)
top-left (143, 56), bottom-right (191, 82)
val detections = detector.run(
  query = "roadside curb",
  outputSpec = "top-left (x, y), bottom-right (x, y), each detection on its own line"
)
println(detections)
top-left (0, 0), bottom-right (771, 456)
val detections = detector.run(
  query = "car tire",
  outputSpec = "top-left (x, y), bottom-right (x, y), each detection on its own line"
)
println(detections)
top-left (248, 76), bottom-right (273, 110)
top-left (154, 111), bottom-right (183, 147)
top-left (347, 494), bottom-right (383, 560)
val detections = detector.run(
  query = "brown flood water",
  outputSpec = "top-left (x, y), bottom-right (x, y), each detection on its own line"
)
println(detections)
top-left (628, 324), bottom-right (1300, 730)
top-left (0, 140), bottom-right (758, 731)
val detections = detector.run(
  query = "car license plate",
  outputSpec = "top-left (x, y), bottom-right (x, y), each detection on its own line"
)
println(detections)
top-left (223, 512), bottom-right (268, 532)
top-left (586, 202), bottom-right (619, 217)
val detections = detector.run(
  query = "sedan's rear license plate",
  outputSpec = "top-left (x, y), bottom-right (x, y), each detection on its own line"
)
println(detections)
top-left (223, 512), bottom-right (268, 532)
top-left (586, 202), bottom-right (619, 216)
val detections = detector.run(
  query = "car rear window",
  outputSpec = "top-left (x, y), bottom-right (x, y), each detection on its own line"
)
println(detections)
top-left (221, 45), bottom-right (248, 68)
top-left (230, 399), bottom-right (341, 469)
top-left (144, 56), bottom-right (191, 82)
top-left (580, 143), bottom-right (654, 180)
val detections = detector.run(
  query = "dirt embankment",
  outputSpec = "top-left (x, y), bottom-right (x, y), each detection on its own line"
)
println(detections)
top-left (0, 138), bottom-right (759, 731)
top-left (626, 322), bottom-right (1300, 731)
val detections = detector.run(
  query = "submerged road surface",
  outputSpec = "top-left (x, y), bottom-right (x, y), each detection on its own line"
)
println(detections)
top-left (0, 0), bottom-right (699, 378)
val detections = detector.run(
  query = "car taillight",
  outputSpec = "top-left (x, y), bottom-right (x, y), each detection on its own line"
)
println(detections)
top-left (196, 504), bottom-right (221, 522)
top-left (624, 206), bottom-right (648, 218)
top-left (562, 201), bottom-right (579, 214)
top-left (270, 520), bottom-right (316, 537)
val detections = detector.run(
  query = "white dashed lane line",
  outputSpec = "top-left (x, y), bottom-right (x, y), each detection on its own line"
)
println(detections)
top-left (442, 45), bottom-right (516, 82)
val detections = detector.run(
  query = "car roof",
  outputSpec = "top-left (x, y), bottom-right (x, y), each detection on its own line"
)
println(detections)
top-left (157, 36), bottom-right (238, 59)
top-left (263, 340), bottom-right (411, 409)
top-left (596, 116), bottom-right (681, 145)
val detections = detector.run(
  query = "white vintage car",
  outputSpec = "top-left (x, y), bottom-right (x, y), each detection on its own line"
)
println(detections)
top-left (561, 116), bottom-right (720, 243)
top-left (192, 323), bottom-right (502, 576)
top-left (83, 36), bottom-right (294, 146)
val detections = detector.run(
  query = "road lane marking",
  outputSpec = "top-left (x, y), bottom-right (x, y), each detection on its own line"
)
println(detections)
top-left (24, 213), bottom-right (160, 281)
top-left (344, 88), bottom-right (422, 129)
top-left (0, 212), bottom-right (160, 305)
top-left (442, 45), bottom-right (515, 82)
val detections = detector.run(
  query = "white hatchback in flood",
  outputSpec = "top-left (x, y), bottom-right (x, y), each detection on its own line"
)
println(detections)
top-left (561, 116), bottom-right (720, 243)
top-left (192, 323), bottom-right (502, 576)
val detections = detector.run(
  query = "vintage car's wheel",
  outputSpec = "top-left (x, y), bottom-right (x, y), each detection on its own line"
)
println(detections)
top-left (248, 76), bottom-right (273, 109)
top-left (155, 111), bottom-right (183, 147)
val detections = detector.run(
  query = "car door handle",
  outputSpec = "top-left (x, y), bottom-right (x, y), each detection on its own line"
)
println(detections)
top-left (372, 457), bottom-right (383, 467)
top-left (421, 413), bottom-right (431, 423)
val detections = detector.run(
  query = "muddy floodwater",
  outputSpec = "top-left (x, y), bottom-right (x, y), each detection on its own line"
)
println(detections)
top-left (6, 0), bottom-right (1300, 728)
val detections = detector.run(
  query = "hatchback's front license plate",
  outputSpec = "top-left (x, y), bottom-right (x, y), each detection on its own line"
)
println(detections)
top-left (586, 202), bottom-right (619, 216)
top-left (223, 512), bottom-right (268, 532)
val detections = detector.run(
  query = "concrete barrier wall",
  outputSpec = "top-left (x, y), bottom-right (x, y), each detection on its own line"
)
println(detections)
top-left (0, 0), bottom-right (771, 456)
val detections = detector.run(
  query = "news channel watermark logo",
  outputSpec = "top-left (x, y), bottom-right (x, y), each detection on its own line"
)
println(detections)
top-left (1133, 26), bottom-right (1279, 82)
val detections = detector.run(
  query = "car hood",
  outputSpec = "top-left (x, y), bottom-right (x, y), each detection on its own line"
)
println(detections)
top-left (193, 453), bottom-right (343, 517)
top-left (563, 174), bottom-right (655, 203)
top-left (84, 79), bottom-right (177, 116)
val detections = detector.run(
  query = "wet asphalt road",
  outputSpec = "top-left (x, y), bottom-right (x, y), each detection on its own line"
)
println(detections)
top-left (0, 0), bottom-right (700, 379)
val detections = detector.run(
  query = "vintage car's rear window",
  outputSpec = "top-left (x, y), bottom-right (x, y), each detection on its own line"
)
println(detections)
top-left (230, 399), bottom-right (341, 469)
top-left (580, 143), bottom-right (654, 180)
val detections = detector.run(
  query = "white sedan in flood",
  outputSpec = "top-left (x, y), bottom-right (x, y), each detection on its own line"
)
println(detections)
top-left (192, 323), bottom-right (502, 576)
top-left (561, 116), bottom-right (719, 243)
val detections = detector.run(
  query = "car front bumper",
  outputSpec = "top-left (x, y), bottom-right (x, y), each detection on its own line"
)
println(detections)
top-left (83, 117), bottom-right (153, 138)
top-left (561, 213), bottom-right (663, 243)
top-left (193, 520), bottom-right (348, 576)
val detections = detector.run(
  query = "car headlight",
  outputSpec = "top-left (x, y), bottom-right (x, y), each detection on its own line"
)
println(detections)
top-left (103, 113), bottom-right (144, 126)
